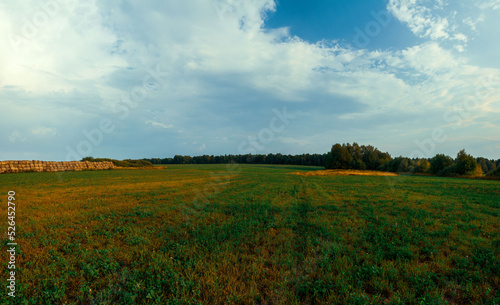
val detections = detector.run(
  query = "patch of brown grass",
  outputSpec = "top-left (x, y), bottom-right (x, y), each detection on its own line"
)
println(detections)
top-left (290, 169), bottom-right (399, 177)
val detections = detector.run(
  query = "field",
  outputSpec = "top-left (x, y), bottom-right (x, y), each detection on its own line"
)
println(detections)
top-left (1, 164), bottom-right (499, 304)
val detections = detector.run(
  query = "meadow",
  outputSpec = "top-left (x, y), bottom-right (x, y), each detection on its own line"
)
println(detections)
top-left (1, 164), bottom-right (499, 304)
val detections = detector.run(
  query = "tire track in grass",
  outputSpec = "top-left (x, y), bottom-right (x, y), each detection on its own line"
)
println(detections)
top-left (288, 176), bottom-right (335, 303)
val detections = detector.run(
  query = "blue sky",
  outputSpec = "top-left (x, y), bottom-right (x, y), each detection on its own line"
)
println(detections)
top-left (265, 0), bottom-right (419, 50)
top-left (1, 0), bottom-right (499, 161)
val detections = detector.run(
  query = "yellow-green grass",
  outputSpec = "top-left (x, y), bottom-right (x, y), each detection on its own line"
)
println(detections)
top-left (1, 164), bottom-right (499, 304)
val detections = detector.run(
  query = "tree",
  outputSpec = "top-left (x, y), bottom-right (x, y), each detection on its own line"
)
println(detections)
top-left (397, 158), bottom-right (410, 172)
top-left (455, 149), bottom-right (477, 175)
top-left (346, 142), bottom-right (362, 161)
top-left (173, 155), bottom-right (184, 164)
top-left (487, 166), bottom-right (500, 177)
top-left (415, 158), bottom-right (430, 173)
top-left (325, 144), bottom-right (353, 169)
top-left (430, 154), bottom-right (454, 175)
top-left (361, 145), bottom-right (379, 170)
top-left (377, 151), bottom-right (392, 170)
top-left (476, 157), bottom-right (496, 173)
top-left (350, 158), bottom-right (366, 170)
top-left (473, 166), bottom-right (484, 176)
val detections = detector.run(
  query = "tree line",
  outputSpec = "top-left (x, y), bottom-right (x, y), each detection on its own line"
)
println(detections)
top-left (82, 157), bottom-right (154, 168)
top-left (145, 153), bottom-right (327, 167)
top-left (324, 143), bottom-right (499, 177)
top-left (142, 143), bottom-right (499, 177)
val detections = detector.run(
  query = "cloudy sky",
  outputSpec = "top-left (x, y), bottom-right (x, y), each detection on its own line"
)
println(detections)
top-left (1, 0), bottom-right (499, 161)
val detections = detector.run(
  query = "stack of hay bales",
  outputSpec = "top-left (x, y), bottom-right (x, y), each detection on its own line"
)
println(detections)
top-left (9, 161), bottom-right (20, 173)
top-left (0, 160), bottom-right (116, 174)
top-left (18, 161), bottom-right (33, 172)
top-left (33, 161), bottom-right (44, 172)
top-left (85, 161), bottom-right (115, 170)
top-left (0, 161), bottom-right (16, 174)
top-left (44, 162), bottom-right (60, 172)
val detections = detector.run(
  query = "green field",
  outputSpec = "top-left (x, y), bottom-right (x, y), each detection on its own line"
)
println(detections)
top-left (1, 164), bottom-right (499, 304)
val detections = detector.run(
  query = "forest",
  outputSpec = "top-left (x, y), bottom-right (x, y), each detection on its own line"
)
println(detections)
top-left (142, 143), bottom-right (500, 177)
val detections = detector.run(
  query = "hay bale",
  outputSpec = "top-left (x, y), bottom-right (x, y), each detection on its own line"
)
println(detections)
top-left (0, 160), bottom-right (116, 174)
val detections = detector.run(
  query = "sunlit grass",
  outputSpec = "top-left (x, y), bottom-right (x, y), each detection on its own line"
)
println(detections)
top-left (1, 164), bottom-right (498, 304)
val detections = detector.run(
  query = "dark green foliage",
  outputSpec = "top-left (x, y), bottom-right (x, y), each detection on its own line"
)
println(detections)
top-left (82, 157), bottom-right (153, 167)
top-left (147, 153), bottom-right (327, 166)
top-left (430, 154), bottom-right (454, 175)
top-left (487, 166), bottom-right (500, 176)
top-left (385, 157), bottom-right (411, 173)
top-left (455, 149), bottom-right (477, 175)
top-left (415, 158), bottom-right (431, 173)
top-left (141, 146), bottom-right (496, 181)
top-left (477, 157), bottom-right (497, 173)
top-left (472, 247), bottom-right (500, 274)
top-left (361, 144), bottom-right (391, 170)
top-left (325, 143), bottom-right (391, 170)
top-left (325, 144), bottom-right (353, 169)
top-left (350, 158), bottom-right (367, 170)
top-left (437, 165), bottom-right (458, 177)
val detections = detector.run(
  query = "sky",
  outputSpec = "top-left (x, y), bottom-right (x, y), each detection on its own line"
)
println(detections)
top-left (0, 0), bottom-right (499, 161)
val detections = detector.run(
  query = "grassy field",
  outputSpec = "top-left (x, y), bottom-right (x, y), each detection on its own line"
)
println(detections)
top-left (1, 164), bottom-right (499, 304)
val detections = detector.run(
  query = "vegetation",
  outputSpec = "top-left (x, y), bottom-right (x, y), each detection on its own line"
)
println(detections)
top-left (455, 149), bottom-right (477, 175)
top-left (145, 153), bottom-right (326, 167)
top-left (1, 164), bottom-right (499, 304)
top-left (430, 154), bottom-right (455, 175)
top-left (324, 143), bottom-right (391, 171)
top-left (325, 144), bottom-right (353, 169)
top-left (477, 157), bottom-right (498, 173)
top-left (323, 143), bottom-right (495, 178)
top-left (487, 166), bottom-right (500, 177)
top-left (146, 144), bottom-right (498, 179)
top-left (82, 157), bottom-right (154, 168)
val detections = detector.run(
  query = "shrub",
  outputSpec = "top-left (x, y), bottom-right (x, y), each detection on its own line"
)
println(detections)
top-left (437, 165), bottom-right (458, 177)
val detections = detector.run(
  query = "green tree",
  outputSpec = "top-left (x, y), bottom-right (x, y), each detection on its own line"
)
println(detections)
top-left (416, 159), bottom-right (430, 173)
top-left (173, 155), bottom-right (184, 164)
top-left (430, 154), bottom-right (454, 175)
top-left (325, 144), bottom-right (353, 169)
top-left (455, 149), bottom-right (477, 175)
top-left (361, 145), bottom-right (379, 170)
top-left (487, 166), bottom-right (500, 177)
top-left (350, 158), bottom-right (366, 170)
top-left (476, 157), bottom-right (496, 173)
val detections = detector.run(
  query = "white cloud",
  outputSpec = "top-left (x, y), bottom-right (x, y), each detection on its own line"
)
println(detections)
top-left (278, 137), bottom-right (309, 146)
top-left (31, 127), bottom-right (58, 137)
top-left (477, 0), bottom-right (500, 10)
top-left (400, 42), bottom-right (460, 73)
top-left (9, 131), bottom-right (27, 143)
top-left (0, 0), bottom-right (499, 159)
top-left (463, 16), bottom-right (484, 31)
top-left (0, 0), bottom-right (127, 94)
top-left (387, 0), bottom-right (468, 51)
top-left (145, 120), bottom-right (174, 129)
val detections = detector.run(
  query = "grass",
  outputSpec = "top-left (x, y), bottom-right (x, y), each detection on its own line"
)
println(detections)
top-left (290, 169), bottom-right (398, 177)
top-left (1, 164), bottom-right (499, 304)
